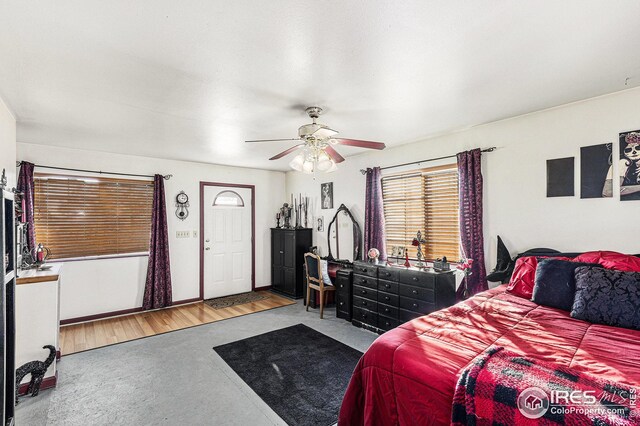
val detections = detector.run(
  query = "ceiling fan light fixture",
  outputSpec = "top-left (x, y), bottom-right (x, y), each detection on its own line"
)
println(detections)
top-left (326, 160), bottom-right (338, 173)
top-left (289, 154), bottom-right (304, 171)
top-left (302, 160), bottom-right (315, 174)
top-left (316, 155), bottom-right (333, 172)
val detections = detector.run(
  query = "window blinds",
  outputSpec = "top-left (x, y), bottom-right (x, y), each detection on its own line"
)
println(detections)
top-left (382, 165), bottom-right (460, 261)
top-left (33, 174), bottom-right (153, 260)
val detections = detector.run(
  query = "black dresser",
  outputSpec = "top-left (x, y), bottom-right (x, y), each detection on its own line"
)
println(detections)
top-left (335, 268), bottom-right (353, 320)
top-left (351, 260), bottom-right (456, 333)
top-left (271, 228), bottom-right (313, 299)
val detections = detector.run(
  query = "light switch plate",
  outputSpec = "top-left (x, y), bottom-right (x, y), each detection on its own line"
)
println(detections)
top-left (176, 230), bottom-right (190, 238)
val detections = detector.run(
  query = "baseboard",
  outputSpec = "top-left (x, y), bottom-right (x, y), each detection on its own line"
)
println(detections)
top-left (18, 372), bottom-right (57, 396)
top-left (254, 285), bottom-right (272, 292)
top-left (60, 297), bottom-right (202, 326)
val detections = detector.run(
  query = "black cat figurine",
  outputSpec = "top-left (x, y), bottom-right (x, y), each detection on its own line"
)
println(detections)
top-left (15, 345), bottom-right (56, 404)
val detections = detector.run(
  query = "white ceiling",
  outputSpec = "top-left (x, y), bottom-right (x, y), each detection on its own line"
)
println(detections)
top-left (1, 1), bottom-right (640, 171)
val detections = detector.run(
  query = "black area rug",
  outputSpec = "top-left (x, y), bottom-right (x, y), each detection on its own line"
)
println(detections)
top-left (213, 324), bottom-right (363, 426)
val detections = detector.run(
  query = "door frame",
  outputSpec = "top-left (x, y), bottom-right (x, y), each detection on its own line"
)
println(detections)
top-left (199, 181), bottom-right (256, 300)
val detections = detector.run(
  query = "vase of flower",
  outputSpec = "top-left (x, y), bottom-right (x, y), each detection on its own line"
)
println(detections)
top-left (456, 258), bottom-right (474, 299)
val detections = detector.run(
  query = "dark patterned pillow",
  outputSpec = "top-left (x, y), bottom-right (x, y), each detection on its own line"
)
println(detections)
top-left (571, 266), bottom-right (640, 330)
top-left (532, 259), bottom-right (598, 311)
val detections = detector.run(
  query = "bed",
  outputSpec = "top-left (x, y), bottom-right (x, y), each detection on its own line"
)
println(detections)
top-left (338, 285), bottom-right (640, 425)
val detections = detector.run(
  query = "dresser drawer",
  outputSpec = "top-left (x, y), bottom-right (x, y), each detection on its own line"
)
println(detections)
top-left (399, 296), bottom-right (435, 314)
top-left (336, 290), bottom-right (350, 306)
top-left (353, 263), bottom-right (378, 278)
top-left (335, 279), bottom-right (350, 293)
top-left (353, 295), bottom-right (377, 312)
top-left (336, 298), bottom-right (350, 313)
top-left (353, 284), bottom-right (377, 301)
top-left (377, 291), bottom-right (399, 306)
top-left (377, 303), bottom-right (398, 319)
top-left (399, 309), bottom-right (422, 322)
top-left (399, 284), bottom-right (434, 302)
top-left (377, 279), bottom-right (398, 294)
top-left (353, 274), bottom-right (377, 289)
top-left (377, 267), bottom-right (399, 282)
top-left (399, 270), bottom-right (435, 289)
top-left (378, 316), bottom-right (401, 331)
top-left (353, 307), bottom-right (378, 327)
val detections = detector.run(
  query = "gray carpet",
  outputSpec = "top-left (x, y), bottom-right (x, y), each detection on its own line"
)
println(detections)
top-left (16, 300), bottom-right (377, 425)
top-left (214, 324), bottom-right (363, 426)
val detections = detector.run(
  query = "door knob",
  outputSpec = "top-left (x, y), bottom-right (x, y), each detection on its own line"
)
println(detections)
top-left (205, 247), bottom-right (210, 250)
top-left (205, 239), bottom-right (210, 242)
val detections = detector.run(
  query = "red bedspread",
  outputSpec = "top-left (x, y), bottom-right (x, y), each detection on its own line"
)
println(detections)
top-left (338, 285), bottom-right (640, 425)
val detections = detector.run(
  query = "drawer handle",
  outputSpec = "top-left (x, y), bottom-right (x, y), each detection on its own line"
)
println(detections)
top-left (384, 308), bottom-right (390, 313)
top-left (339, 302), bottom-right (344, 306)
top-left (362, 301), bottom-right (367, 306)
top-left (362, 268), bottom-right (367, 273)
top-left (339, 284), bottom-right (344, 288)
top-left (412, 290), bottom-right (418, 295)
top-left (384, 296), bottom-right (390, 301)
top-left (384, 284), bottom-right (391, 288)
top-left (362, 313), bottom-right (367, 318)
top-left (413, 303), bottom-right (418, 308)
top-left (362, 279), bottom-right (367, 284)
top-left (412, 277), bottom-right (418, 282)
top-left (361, 290), bottom-right (367, 294)
top-left (385, 321), bottom-right (391, 326)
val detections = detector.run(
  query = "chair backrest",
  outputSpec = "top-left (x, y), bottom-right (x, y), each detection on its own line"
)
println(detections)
top-left (304, 252), bottom-right (323, 286)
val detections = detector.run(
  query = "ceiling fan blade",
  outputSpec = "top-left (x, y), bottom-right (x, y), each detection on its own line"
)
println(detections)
top-left (245, 138), bottom-right (302, 143)
top-left (269, 144), bottom-right (304, 160)
top-left (312, 126), bottom-right (338, 139)
top-left (333, 138), bottom-right (386, 150)
top-left (324, 145), bottom-right (345, 163)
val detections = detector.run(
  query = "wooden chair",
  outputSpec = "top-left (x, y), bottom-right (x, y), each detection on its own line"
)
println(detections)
top-left (304, 252), bottom-right (335, 319)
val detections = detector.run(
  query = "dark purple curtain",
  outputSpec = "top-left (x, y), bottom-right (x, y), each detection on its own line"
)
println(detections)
top-left (364, 167), bottom-right (387, 261)
top-left (143, 175), bottom-right (172, 310)
top-left (17, 161), bottom-right (36, 252)
top-left (457, 149), bottom-right (487, 297)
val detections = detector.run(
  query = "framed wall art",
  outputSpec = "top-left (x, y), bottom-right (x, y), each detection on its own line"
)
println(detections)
top-left (321, 182), bottom-right (333, 209)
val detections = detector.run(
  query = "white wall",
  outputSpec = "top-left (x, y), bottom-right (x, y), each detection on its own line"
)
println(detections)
top-left (286, 87), bottom-right (640, 273)
top-left (17, 143), bottom-right (285, 320)
top-left (0, 96), bottom-right (16, 188)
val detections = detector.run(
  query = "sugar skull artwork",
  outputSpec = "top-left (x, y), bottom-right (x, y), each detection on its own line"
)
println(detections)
top-left (619, 130), bottom-right (640, 201)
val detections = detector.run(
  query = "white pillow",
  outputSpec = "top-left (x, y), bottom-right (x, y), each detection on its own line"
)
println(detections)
top-left (320, 260), bottom-right (333, 285)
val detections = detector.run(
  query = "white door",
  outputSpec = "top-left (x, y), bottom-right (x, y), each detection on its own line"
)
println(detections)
top-left (203, 185), bottom-right (253, 299)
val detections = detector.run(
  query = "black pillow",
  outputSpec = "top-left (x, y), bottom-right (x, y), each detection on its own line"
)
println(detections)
top-left (531, 259), bottom-right (598, 311)
top-left (571, 266), bottom-right (640, 331)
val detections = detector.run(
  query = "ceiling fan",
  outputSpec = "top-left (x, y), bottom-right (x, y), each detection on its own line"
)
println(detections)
top-left (245, 106), bottom-right (386, 173)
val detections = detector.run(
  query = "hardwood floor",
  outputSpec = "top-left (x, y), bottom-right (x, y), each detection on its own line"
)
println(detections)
top-left (60, 291), bottom-right (295, 355)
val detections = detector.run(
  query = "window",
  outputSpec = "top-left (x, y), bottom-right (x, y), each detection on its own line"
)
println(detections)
top-left (33, 174), bottom-right (153, 260)
top-left (213, 190), bottom-right (244, 207)
top-left (382, 164), bottom-right (460, 260)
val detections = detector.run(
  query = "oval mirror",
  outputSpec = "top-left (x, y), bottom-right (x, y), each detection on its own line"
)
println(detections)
top-left (326, 204), bottom-right (362, 263)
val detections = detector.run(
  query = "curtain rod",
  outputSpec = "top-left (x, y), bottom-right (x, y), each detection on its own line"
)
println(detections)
top-left (359, 147), bottom-right (496, 174)
top-left (16, 161), bottom-right (172, 180)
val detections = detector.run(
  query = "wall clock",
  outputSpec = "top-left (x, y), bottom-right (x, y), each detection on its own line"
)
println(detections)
top-left (175, 190), bottom-right (189, 220)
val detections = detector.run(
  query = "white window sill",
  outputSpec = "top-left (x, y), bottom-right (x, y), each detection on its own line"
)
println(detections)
top-left (48, 252), bottom-right (149, 263)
